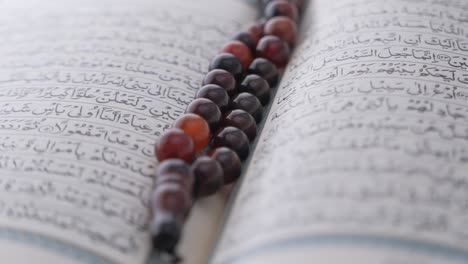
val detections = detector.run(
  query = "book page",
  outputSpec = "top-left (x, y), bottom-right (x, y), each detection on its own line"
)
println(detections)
top-left (0, 1), bottom-right (257, 264)
top-left (212, 0), bottom-right (468, 263)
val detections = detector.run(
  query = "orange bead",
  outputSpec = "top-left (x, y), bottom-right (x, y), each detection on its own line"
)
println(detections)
top-left (221, 40), bottom-right (253, 71)
top-left (174, 113), bottom-right (210, 152)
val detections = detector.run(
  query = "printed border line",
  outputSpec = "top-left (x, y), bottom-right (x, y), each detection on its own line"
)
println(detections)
top-left (218, 234), bottom-right (468, 264)
top-left (0, 227), bottom-right (119, 264)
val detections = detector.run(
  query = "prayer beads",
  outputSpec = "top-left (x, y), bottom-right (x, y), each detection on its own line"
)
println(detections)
top-left (151, 0), bottom-right (306, 260)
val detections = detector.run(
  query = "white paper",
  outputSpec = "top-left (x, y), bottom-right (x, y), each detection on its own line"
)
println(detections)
top-left (212, 0), bottom-right (468, 263)
top-left (0, 1), bottom-right (257, 263)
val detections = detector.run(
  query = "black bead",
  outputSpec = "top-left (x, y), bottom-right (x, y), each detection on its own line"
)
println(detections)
top-left (186, 98), bottom-right (222, 132)
top-left (231, 93), bottom-right (263, 123)
top-left (239, 74), bottom-right (270, 105)
top-left (223, 109), bottom-right (257, 141)
top-left (214, 126), bottom-right (250, 161)
top-left (209, 53), bottom-right (243, 82)
top-left (196, 84), bottom-right (230, 112)
top-left (247, 58), bottom-right (279, 87)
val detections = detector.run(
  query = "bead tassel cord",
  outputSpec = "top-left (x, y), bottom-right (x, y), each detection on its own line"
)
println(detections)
top-left (151, 0), bottom-right (306, 262)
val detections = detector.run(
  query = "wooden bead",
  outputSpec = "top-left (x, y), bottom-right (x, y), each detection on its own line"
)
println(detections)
top-left (209, 53), bottom-right (243, 81)
top-left (247, 58), bottom-right (279, 86)
top-left (203, 69), bottom-right (237, 96)
top-left (214, 126), bottom-right (250, 161)
top-left (192, 156), bottom-right (224, 197)
top-left (155, 129), bottom-right (194, 163)
top-left (231, 93), bottom-right (263, 123)
top-left (256, 35), bottom-right (290, 68)
top-left (240, 74), bottom-right (270, 105)
top-left (186, 98), bottom-right (222, 132)
top-left (264, 16), bottom-right (297, 47)
top-left (196, 84), bottom-right (230, 112)
top-left (221, 40), bottom-right (253, 71)
top-left (264, 0), bottom-right (298, 21)
top-left (210, 147), bottom-right (242, 184)
top-left (223, 109), bottom-right (257, 141)
top-left (174, 114), bottom-right (210, 152)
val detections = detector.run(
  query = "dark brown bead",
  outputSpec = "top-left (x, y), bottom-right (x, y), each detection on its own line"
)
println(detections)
top-left (264, 16), bottom-right (297, 47)
top-left (221, 41), bottom-right (253, 71)
top-left (155, 129), bottom-right (194, 163)
top-left (156, 159), bottom-right (194, 192)
top-left (156, 159), bottom-right (191, 175)
top-left (192, 156), bottom-right (224, 197)
top-left (247, 21), bottom-right (264, 48)
top-left (196, 84), bottom-right (230, 112)
top-left (223, 109), bottom-right (257, 141)
top-left (156, 173), bottom-right (193, 196)
top-left (151, 183), bottom-right (192, 217)
top-left (256, 35), bottom-right (290, 68)
top-left (209, 53), bottom-right (243, 81)
top-left (203, 69), bottom-right (237, 96)
top-left (232, 31), bottom-right (255, 53)
top-left (239, 74), bottom-right (270, 105)
top-left (214, 126), bottom-right (250, 161)
top-left (210, 147), bottom-right (242, 184)
top-left (231, 93), bottom-right (263, 123)
top-left (150, 213), bottom-right (182, 254)
top-left (186, 98), bottom-right (222, 132)
top-left (248, 58), bottom-right (279, 86)
top-left (264, 0), bottom-right (299, 21)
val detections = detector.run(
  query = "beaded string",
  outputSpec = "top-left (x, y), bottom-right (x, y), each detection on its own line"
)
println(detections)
top-left (151, 0), bottom-right (305, 261)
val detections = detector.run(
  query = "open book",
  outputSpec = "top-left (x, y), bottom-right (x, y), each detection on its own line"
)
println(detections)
top-left (1, 0), bottom-right (468, 263)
